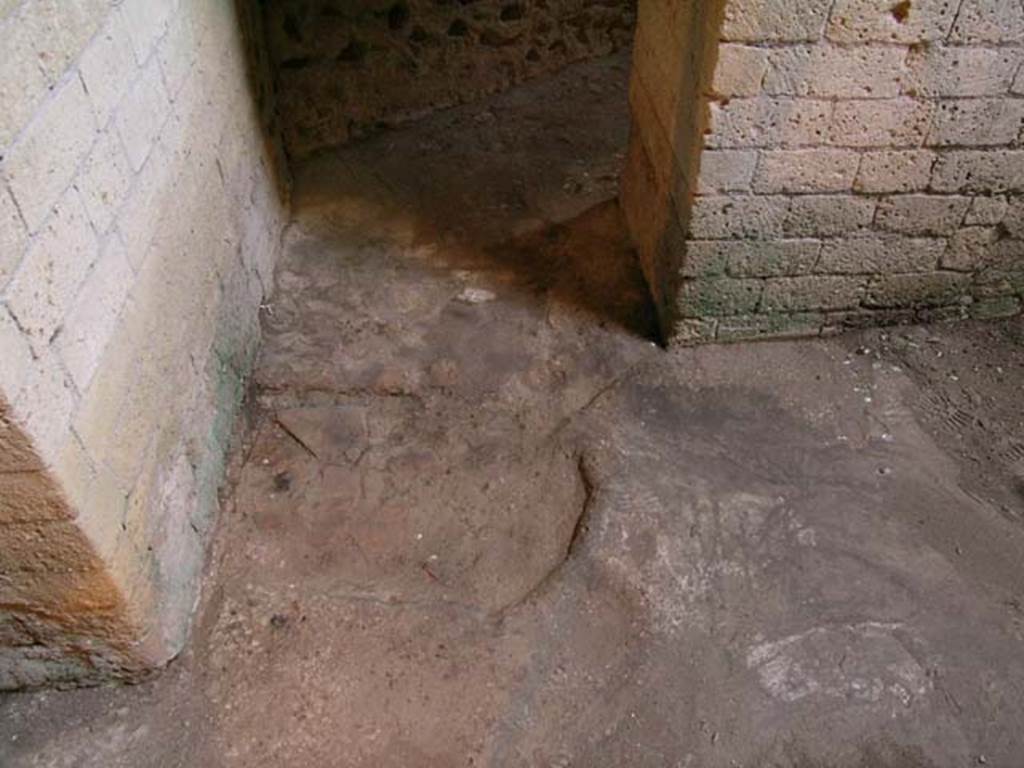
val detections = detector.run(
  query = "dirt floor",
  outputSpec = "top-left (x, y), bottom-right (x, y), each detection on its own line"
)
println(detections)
top-left (2, 53), bottom-right (1024, 768)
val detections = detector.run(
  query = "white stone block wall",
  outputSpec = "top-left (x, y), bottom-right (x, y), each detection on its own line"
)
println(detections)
top-left (0, 0), bottom-right (287, 688)
top-left (624, 0), bottom-right (1024, 344)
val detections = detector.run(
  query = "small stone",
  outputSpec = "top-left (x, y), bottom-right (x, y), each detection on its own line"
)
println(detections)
top-left (457, 287), bottom-right (497, 304)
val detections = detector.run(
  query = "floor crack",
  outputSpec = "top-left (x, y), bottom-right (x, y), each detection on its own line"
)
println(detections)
top-left (545, 358), bottom-right (652, 442)
top-left (272, 413), bottom-right (320, 460)
top-left (497, 449), bottom-right (598, 617)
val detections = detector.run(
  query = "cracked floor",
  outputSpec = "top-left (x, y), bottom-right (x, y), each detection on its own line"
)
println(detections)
top-left (3, 54), bottom-right (1024, 768)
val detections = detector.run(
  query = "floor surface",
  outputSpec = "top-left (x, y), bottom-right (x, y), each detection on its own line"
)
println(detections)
top-left (2, 53), bottom-right (1024, 768)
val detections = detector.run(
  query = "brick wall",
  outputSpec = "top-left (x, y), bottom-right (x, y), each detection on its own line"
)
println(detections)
top-left (623, 0), bottom-right (1024, 345)
top-left (266, 0), bottom-right (637, 158)
top-left (0, 0), bottom-right (286, 689)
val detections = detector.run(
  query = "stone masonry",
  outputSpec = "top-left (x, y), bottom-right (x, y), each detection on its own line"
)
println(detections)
top-left (0, 0), bottom-right (286, 689)
top-left (265, 0), bottom-right (637, 158)
top-left (623, 0), bottom-right (1024, 344)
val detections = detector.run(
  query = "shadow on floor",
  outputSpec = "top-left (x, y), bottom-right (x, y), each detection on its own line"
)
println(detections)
top-left (289, 50), bottom-right (660, 342)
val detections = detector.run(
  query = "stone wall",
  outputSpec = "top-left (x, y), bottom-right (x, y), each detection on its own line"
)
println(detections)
top-left (623, 0), bottom-right (1024, 345)
top-left (0, 0), bottom-right (286, 689)
top-left (266, 0), bottom-right (637, 158)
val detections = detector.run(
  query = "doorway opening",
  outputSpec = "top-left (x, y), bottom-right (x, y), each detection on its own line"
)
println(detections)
top-left (261, 0), bottom-right (661, 340)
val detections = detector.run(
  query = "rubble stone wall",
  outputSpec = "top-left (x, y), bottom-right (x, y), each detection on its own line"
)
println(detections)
top-left (265, 0), bottom-right (637, 157)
